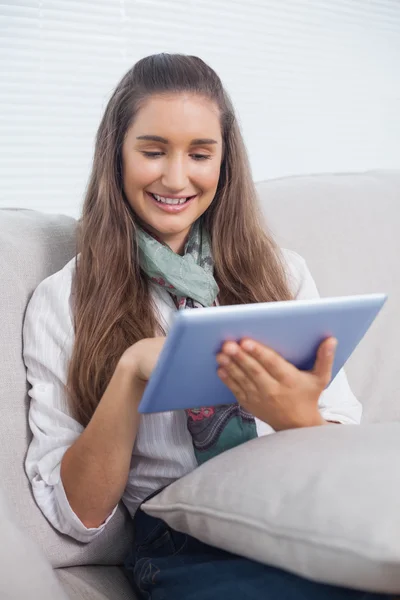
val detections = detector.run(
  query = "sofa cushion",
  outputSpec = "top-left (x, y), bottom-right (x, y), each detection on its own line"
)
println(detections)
top-left (0, 487), bottom-right (68, 599)
top-left (0, 209), bottom-right (133, 568)
top-left (142, 422), bottom-right (400, 594)
top-left (256, 170), bottom-right (400, 423)
top-left (57, 566), bottom-right (136, 600)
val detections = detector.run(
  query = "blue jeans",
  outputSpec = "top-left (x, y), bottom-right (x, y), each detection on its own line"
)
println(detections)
top-left (124, 507), bottom-right (389, 600)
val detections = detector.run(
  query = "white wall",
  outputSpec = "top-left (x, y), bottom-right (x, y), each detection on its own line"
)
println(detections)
top-left (1, 0), bottom-right (399, 218)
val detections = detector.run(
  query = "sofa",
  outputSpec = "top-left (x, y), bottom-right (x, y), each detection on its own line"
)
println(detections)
top-left (0, 169), bottom-right (398, 599)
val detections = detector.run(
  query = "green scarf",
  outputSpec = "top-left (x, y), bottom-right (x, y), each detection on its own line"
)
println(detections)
top-left (137, 221), bottom-right (258, 465)
top-left (136, 221), bottom-right (219, 309)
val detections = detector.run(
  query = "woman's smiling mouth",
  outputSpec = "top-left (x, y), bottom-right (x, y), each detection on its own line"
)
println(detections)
top-left (146, 191), bottom-right (197, 213)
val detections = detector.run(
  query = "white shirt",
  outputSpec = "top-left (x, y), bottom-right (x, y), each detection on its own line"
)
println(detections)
top-left (23, 249), bottom-right (362, 543)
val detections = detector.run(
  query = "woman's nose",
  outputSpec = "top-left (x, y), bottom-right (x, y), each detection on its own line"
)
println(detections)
top-left (161, 157), bottom-right (188, 192)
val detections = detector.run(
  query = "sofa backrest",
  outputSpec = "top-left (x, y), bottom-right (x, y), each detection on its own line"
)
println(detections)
top-left (0, 209), bottom-right (134, 569)
top-left (256, 170), bottom-right (400, 423)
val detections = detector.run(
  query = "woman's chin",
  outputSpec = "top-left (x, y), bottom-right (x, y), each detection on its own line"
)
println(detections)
top-left (148, 215), bottom-right (192, 236)
top-left (141, 218), bottom-right (190, 249)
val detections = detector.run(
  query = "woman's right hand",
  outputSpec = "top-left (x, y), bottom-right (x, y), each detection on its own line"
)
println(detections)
top-left (119, 337), bottom-right (166, 384)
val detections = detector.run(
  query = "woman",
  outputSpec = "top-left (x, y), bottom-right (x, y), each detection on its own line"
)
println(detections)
top-left (23, 54), bottom-right (385, 599)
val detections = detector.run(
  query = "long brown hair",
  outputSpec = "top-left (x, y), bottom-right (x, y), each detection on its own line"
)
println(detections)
top-left (67, 53), bottom-right (293, 426)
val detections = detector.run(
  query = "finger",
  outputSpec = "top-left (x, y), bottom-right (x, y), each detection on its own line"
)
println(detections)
top-left (217, 368), bottom-right (248, 405)
top-left (217, 353), bottom-right (258, 395)
top-left (312, 337), bottom-right (337, 387)
top-left (220, 343), bottom-right (277, 391)
top-left (238, 339), bottom-right (298, 385)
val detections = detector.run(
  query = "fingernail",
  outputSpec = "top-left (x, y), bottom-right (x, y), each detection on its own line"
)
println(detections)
top-left (224, 343), bottom-right (238, 356)
top-left (327, 340), bottom-right (338, 355)
top-left (218, 355), bottom-right (230, 366)
top-left (242, 340), bottom-right (255, 352)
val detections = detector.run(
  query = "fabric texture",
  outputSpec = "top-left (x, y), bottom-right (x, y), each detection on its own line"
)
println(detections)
top-left (136, 220), bottom-right (219, 307)
top-left (57, 566), bottom-right (135, 600)
top-left (0, 208), bottom-right (134, 570)
top-left (124, 508), bottom-right (388, 600)
top-left (142, 421), bottom-right (400, 594)
top-left (0, 486), bottom-right (69, 600)
top-left (23, 248), bottom-right (361, 545)
top-left (138, 221), bottom-right (258, 466)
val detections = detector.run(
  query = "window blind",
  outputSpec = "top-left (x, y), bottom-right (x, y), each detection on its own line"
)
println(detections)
top-left (1, 0), bottom-right (399, 217)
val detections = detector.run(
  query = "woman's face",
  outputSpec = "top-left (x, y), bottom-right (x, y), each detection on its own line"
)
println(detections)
top-left (122, 93), bottom-right (223, 254)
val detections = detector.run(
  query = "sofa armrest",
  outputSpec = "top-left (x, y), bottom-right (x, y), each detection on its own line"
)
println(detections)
top-left (0, 487), bottom-right (68, 600)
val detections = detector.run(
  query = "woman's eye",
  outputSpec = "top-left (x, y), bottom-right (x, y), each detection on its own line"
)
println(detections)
top-left (191, 154), bottom-right (211, 161)
top-left (142, 151), bottom-right (164, 158)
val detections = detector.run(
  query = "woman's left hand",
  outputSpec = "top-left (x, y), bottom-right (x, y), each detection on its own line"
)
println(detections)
top-left (216, 337), bottom-right (337, 431)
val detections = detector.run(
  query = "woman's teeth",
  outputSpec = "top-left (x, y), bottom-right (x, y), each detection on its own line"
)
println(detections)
top-left (152, 193), bottom-right (190, 205)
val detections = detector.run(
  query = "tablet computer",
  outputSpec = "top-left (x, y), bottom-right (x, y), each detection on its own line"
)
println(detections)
top-left (138, 293), bottom-right (387, 414)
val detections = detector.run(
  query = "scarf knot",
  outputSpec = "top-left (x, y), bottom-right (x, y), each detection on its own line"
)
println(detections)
top-left (136, 220), bottom-right (219, 308)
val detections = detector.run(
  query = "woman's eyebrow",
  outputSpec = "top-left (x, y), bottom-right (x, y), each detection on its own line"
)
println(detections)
top-left (136, 135), bottom-right (218, 145)
top-left (136, 135), bottom-right (168, 143)
top-left (190, 138), bottom-right (218, 145)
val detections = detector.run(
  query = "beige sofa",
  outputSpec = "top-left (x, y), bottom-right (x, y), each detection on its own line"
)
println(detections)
top-left (0, 170), bottom-right (398, 599)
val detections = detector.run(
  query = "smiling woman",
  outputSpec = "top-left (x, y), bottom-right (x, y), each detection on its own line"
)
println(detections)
top-left (22, 54), bottom-right (375, 600)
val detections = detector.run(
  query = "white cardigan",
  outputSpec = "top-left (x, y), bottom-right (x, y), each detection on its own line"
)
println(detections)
top-left (23, 249), bottom-right (362, 543)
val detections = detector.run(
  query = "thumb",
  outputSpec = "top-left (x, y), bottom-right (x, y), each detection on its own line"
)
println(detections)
top-left (312, 337), bottom-right (337, 387)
